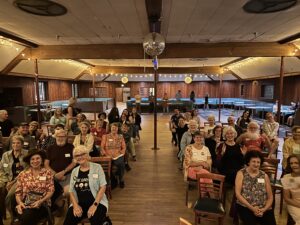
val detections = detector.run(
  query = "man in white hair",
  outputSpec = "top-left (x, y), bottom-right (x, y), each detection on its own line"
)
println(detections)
top-left (236, 121), bottom-right (272, 156)
top-left (0, 110), bottom-right (14, 137)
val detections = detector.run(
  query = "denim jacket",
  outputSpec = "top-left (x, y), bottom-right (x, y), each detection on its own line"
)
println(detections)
top-left (69, 162), bottom-right (108, 210)
top-left (0, 149), bottom-right (27, 187)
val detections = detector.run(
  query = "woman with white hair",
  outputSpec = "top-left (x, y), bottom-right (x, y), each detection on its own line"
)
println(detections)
top-left (178, 120), bottom-right (199, 164)
top-left (217, 126), bottom-right (245, 185)
top-left (204, 114), bottom-right (216, 138)
top-left (64, 145), bottom-right (108, 225)
top-left (236, 121), bottom-right (272, 156)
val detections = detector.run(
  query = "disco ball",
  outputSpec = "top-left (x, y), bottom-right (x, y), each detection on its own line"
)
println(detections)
top-left (143, 32), bottom-right (165, 57)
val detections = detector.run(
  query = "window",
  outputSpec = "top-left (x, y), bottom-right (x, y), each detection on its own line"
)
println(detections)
top-left (149, 87), bottom-right (155, 96)
top-left (261, 84), bottom-right (274, 99)
top-left (72, 83), bottom-right (78, 97)
top-left (34, 81), bottom-right (48, 102)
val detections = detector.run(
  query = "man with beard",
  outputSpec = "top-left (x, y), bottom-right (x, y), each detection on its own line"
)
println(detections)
top-left (44, 129), bottom-right (75, 211)
top-left (236, 121), bottom-right (272, 157)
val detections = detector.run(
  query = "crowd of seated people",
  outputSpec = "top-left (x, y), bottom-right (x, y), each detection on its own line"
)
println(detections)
top-left (170, 107), bottom-right (299, 225)
top-left (0, 106), bottom-right (142, 225)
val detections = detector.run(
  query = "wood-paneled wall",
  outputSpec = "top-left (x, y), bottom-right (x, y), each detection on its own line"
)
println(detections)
top-left (0, 75), bottom-right (72, 106)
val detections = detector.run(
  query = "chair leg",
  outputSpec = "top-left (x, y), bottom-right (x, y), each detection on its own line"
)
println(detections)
top-left (195, 214), bottom-right (200, 225)
top-left (280, 191), bottom-right (283, 214)
top-left (218, 217), bottom-right (224, 225)
top-left (185, 184), bottom-right (188, 206)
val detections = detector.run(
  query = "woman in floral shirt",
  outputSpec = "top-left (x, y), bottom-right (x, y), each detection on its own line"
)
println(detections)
top-left (15, 149), bottom-right (54, 225)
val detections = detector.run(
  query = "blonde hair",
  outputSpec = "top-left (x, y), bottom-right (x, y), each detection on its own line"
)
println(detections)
top-left (188, 120), bottom-right (198, 128)
top-left (208, 115), bottom-right (215, 121)
top-left (11, 135), bottom-right (24, 144)
top-left (222, 126), bottom-right (237, 140)
top-left (73, 145), bottom-right (90, 163)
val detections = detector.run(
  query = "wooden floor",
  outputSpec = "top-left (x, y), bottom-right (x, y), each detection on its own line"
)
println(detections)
top-left (3, 112), bottom-right (289, 225)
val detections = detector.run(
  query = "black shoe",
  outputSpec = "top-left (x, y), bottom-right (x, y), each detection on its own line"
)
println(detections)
top-left (125, 164), bottom-right (131, 171)
top-left (119, 181), bottom-right (125, 188)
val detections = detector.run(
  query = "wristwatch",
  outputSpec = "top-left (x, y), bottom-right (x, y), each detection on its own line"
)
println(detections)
top-left (93, 202), bottom-right (98, 206)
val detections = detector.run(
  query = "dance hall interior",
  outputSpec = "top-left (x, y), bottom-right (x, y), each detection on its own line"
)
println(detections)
top-left (0, 1), bottom-right (300, 225)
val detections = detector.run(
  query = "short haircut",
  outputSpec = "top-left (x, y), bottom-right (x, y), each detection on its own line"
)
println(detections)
top-left (291, 125), bottom-right (300, 133)
top-left (244, 150), bottom-right (264, 166)
top-left (110, 122), bottom-right (120, 128)
top-left (79, 121), bottom-right (91, 129)
top-left (193, 130), bottom-right (204, 138)
top-left (11, 135), bottom-right (24, 144)
top-left (247, 121), bottom-right (259, 129)
top-left (285, 154), bottom-right (300, 174)
top-left (73, 145), bottom-right (89, 157)
top-left (188, 120), bottom-right (198, 128)
top-left (55, 123), bottom-right (65, 129)
top-left (0, 110), bottom-right (8, 115)
top-left (222, 126), bottom-right (237, 140)
top-left (98, 112), bottom-right (107, 119)
top-left (207, 115), bottom-right (215, 121)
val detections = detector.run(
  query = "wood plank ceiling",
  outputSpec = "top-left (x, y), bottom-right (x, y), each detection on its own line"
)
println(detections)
top-left (0, 0), bottom-right (299, 81)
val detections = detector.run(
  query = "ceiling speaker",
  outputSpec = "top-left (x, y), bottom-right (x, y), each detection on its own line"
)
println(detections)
top-left (243, 0), bottom-right (297, 13)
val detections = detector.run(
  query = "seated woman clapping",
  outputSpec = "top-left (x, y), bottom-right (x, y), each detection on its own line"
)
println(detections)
top-left (183, 131), bottom-right (212, 181)
top-left (63, 145), bottom-right (108, 225)
top-left (235, 150), bottom-right (276, 225)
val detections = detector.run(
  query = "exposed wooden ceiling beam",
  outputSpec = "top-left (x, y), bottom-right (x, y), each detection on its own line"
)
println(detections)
top-left (74, 70), bottom-right (89, 81)
top-left (92, 66), bottom-right (221, 74)
top-left (29, 42), bottom-right (299, 59)
top-left (278, 32), bottom-right (300, 44)
top-left (229, 70), bottom-right (242, 80)
top-left (145, 0), bottom-right (162, 33)
top-left (1, 48), bottom-right (30, 74)
top-left (0, 29), bottom-right (38, 48)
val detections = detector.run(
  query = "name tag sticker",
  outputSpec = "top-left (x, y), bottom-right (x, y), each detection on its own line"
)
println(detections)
top-left (92, 174), bottom-right (98, 179)
top-left (108, 139), bottom-right (113, 142)
top-left (65, 153), bottom-right (71, 157)
top-left (257, 178), bottom-right (265, 183)
top-left (39, 176), bottom-right (46, 181)
top-left (24, 142), bottom-right (29, 146)
top-left (3, 163), bottom-right (8, 167)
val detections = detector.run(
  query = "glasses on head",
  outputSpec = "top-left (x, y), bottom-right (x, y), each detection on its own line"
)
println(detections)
top-left (74, 153), bottom-right (86, 158)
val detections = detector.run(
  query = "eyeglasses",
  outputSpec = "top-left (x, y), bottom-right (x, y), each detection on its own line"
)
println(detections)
top-left (74, 153), bottom-right (86, 158)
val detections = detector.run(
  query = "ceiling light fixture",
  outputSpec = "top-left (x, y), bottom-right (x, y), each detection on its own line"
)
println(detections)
top-left (14, 0), bottom-right (67, 16)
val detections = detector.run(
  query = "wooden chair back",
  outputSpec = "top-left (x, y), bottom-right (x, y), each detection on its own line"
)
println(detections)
top-left (90, 156), bottom-right (112, 199)
top-left (91, 156), bottom-right (112, 179)
top-left (196, 173), bottom-right (225, 201)
top-left (179, 217), bottom-right (192, 225)
top-left (261, 158), bottom-right (280, 183)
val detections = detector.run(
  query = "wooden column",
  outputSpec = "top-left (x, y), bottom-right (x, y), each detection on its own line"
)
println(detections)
top-left (277, 56), bottom-right (284, 123)
top-left (152, 66), bottom-right (159, 150)
top-left (218, 74), bottom-right (223, 122)
top-left (34, 59), bottom-right (41, 126)
top-left (92, 73), bottom-right (96, 121)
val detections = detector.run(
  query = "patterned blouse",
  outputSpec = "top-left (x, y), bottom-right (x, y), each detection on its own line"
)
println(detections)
top-left (102, 133), bottom-right (126, 159)
top-left (15, 167), bottom-right (54, 206)
top-left (238, 168), bottom-right (267, 208)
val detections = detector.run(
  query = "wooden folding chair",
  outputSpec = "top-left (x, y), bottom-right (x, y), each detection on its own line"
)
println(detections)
top-left (261, 158), bottom-right (283, 214)
top-left (90, 156), bottom-right (112, 199)
top-left (194, 173), bottom-right (225, 225)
